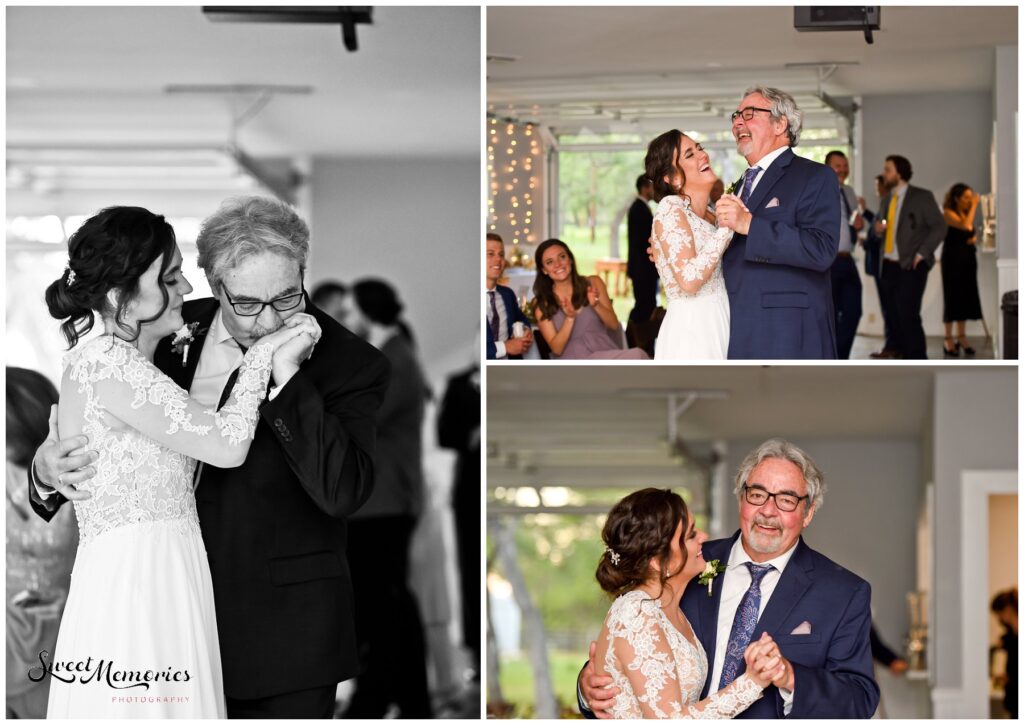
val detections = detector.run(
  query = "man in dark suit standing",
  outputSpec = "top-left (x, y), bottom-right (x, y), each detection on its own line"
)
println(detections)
top-left (486, 233), bottom-right (533, 360)
top-left (29, 196), bottom-right (390, 718)
top-left (825, 150), bottom-right (864, 359)
top-left (626, 175), bottom-right (657, 323)
top-left (873, 155), bottom-right (947, 359)
top-left (715, 87), bottom-right (840, 359)
top-left (579, 439), bottom-right (879, 719)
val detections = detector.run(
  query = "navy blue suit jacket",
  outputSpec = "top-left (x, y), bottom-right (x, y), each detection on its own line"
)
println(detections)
top-left (681, 533), bottom-right (879, 718)
top-left (486, 284), bottom-right (529, 359)
top-left (723, 148), bottom-right (840, 359)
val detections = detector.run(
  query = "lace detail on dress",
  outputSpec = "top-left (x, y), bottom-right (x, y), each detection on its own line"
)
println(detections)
top-left (652, 196), bottom-right (732, 301)
top-left (602, 590), bottom-right (763, 719)
top-left (64, 336), bottom-right (273, 546)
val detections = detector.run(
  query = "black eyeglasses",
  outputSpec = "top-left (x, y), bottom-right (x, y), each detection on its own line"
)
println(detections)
top-left (221, 281), bottom-right (304, 317)
top-left (742, 484), bottom-right (808, 513)
top-left (731, 106), bottom-right (773, 123)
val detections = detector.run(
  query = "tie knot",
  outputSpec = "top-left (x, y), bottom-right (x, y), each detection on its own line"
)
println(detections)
top-left (744, 562), bottom-right (774, 584)
top-left (745, 166), bottom-right (761, 181)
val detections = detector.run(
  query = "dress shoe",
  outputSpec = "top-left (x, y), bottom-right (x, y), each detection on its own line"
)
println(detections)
top-left (870, 348), bottom-right (900, 359)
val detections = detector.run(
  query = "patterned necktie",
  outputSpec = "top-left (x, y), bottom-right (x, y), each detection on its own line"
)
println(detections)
top-left (740, 166), bottom-right (762, 205)
top-left (884, 194), bottom-right (898, 255)
top-left (718, 562), bottom-right (775, 689)
top-left (488, 290), bottom-right (501, 342)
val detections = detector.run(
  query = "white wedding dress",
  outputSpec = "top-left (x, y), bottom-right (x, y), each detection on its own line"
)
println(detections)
top-left (651, 195), bottom-right (733, 360)
top-left (46, 335), bottom-right (273, 719)
top-left (600, 590), bottom-right (763, 719)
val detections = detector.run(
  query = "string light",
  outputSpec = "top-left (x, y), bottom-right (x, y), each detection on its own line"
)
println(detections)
top-left (488, 118), bottom-right (543, 259)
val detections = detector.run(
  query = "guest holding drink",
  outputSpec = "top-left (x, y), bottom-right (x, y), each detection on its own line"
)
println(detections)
top-left (939, 183), bottom-right (983, 356)
top-left (532, 239), bottom-right (649, 360)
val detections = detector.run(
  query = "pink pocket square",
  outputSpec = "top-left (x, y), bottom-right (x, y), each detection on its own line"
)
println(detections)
top-left (765, 197), bottom-right (781, 209)
top-left (790, 621), bottom-right (812, 635)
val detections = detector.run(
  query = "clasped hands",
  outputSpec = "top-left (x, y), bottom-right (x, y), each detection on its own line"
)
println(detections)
top-left (580, 632), bottom-right (793, 718)
top-left (714, 194), bottom-right (752, 235)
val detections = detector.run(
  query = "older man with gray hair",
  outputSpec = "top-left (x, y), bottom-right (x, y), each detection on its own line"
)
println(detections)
top-left (29, 195), bottom-right (390, 718)
top-left (714, 87), bottom-right (842, 359)
top-left (580, 438), bottom-right (879, 718)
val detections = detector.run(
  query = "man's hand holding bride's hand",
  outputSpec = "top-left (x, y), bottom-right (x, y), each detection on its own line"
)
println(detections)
top-left (716, 194), bottom-right (752, 235)
top-left (579, 640), bottom-right (619, 719)
top-left (33, 405), bottom-right (96, 501)
top-left (743, 632), bottom-right (794, 690)
top-left (261, 313), bottom-right (322, 388)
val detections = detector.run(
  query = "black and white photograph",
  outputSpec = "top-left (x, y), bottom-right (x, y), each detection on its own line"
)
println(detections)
top-left (485, 6), bottom-right (1017, 361)
top-left (6, 5), bottom-right (480, 718)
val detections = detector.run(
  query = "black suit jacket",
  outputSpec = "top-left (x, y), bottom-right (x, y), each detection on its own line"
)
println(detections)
top-left (31, 297), bottom-right (390, 700)
top-left (626, 197), bottom-right (656, 282)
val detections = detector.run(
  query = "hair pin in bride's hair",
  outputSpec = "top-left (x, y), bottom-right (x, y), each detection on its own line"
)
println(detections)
top-left (65, 263), bottom-right (77, 287)
top-left (605, 547), bottom-right (621, 566)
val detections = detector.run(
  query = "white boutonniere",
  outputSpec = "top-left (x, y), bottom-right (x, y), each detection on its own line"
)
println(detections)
top-left (726, 178), bottom-right (742, 196)
top-left (697, 559), bottom-right (727, 597)
top-left (171, 322), bottom-right (201, 367)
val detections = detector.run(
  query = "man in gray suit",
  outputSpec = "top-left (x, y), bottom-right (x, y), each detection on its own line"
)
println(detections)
top-left (872, 155), bottom-right (946, 359)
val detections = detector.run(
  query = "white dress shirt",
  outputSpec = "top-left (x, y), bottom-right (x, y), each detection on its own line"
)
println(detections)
top-left (486, 287), bottom-right (510, 359)
top-left (746, 145), bottom-right (790, 196)
top-left (709, 537), bottom-right (799, 713)
top-left (190, 308), bottom-right (246, 405)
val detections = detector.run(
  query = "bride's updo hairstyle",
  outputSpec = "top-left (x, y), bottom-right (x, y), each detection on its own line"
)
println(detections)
top-left (45, 206), bottom-right (177, 348)
top-left (596, 488), bottom-right (689, 598)
top-left (645, 129), bottom-right (685, 203)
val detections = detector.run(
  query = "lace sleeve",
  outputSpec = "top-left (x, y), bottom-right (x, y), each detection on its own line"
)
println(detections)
top-left (69, 338), bottom-right (274, 468)
top-left (680, 673), bottom-right (764, 719)
top-left (608, 599), bottom-right (687, 719)
top-left (653, 199), bottom-right (732, 295)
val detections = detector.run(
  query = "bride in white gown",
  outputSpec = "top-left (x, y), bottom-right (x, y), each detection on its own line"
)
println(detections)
top-left (593, 489), bottom-right (784, 719)
top-left (644, 131), bottom-right (737, 360)
top-left (39, 207), bottom-right (319, 718)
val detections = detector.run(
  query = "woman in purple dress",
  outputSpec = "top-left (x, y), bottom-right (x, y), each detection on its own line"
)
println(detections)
top-left (532, 239), bottom-right (649, 360)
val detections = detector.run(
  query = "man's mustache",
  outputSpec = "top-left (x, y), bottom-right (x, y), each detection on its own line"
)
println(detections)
top-left (752, 515), bottom-right (782, 532)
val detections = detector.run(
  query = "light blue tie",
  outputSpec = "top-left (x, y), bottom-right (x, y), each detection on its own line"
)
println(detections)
top-left (740, 166), bottom-right (762, 205)
top-left (718, 562), bottom-right (774, 689)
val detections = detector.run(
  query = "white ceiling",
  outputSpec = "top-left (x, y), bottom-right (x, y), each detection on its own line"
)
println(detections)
top-left (7, 6), bottom-right (480, 158)
top-left (487, 365), bottom-right (947, 489)
top-left (487, 6), bottom-right (1017, 135)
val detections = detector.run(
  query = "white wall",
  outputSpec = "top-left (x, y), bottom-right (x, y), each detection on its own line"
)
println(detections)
top-left (859, 91), bottom-right (998, 339)
top-left (721, 437), bottom-right (922, 651)
top-left (308, 155), bottom-right (480, 390)
top-left (932, 369), bottom-right (1018, 691)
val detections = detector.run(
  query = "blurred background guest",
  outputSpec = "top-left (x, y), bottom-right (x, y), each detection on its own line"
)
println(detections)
top-left (940, 183), bottom-right (983, 357)
top-left (625, 175), bottom-right (656, 325)
top-left (6, 367), bottom-right (78, 718)
top-left (861, 174), bottom-right (896, 358)
top-left (343, 279), bottom-right (434, 718)
top-left (991, 588), bottom-right (1017, 719)
top-left (310, 280), bottom-right (349, 328)
top-left (532, 239), bottom-right (648, 360)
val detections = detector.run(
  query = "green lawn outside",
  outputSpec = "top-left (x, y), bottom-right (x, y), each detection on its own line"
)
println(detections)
top-left (495, 649), bottom-right (588, 719)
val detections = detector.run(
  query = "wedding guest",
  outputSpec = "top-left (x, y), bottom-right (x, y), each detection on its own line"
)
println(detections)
top-left (873, 155), bottom-right (947, 359)
top-left (626, 175), bottom-right (657, 324)
top-left (991, 589), bottom-right (1017, 718)
top-left (437, 360), bottom-right (481, 675)
top-left (939, 183), bottom-right (983, 356)
top-left (6, 368), bottom-right (78, 718)
top-left (486, 234), bottom-right (533, 360)
top-left (533, 239), bottom-right (649, 360)
top-left (580, 438), bottom-right (879, 719)
top-left (825, 150), bottom-right (863, 359)
top-left (869, 622), bottom-right (908, 674)
top-left (590, 488), bottom-right (781, 718)
top-left (861, 175), bottom-right (898, 358)
top-left (311, 280), bottom-right (349, 327)
top-left (342, 278), bottom-right (434, 718)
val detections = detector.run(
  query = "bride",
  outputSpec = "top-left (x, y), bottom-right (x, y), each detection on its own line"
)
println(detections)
top-left (593, 488), bottom-right (783, 718)
top-left (40, 206), bottom-right (319, 717)
top-left (644, 131), bottom-right (737, 360)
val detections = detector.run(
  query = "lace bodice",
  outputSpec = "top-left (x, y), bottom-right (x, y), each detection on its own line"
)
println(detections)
top-left (62, 336), bottom-right (273, 546)
top-left (652, 196), bottom-right (732, 301)
top-left (601, 590), bottom-right (763, 719)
